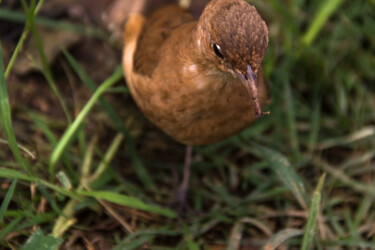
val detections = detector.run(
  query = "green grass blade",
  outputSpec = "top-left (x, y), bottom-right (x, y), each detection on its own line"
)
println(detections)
top-left (0, 41), bottom-right (30, 172)
top-left (0, 178), bottom-right (18, 223)
top-left (302, 0), bottom-right (344, 45)
top-left (3, 0), bottom-right (45, 78)
top-left (78, 190), bottom-right (177, 218)
top-left (250, 142), bottom-right (309, 209)
top-left (113, 235), bottom-right (155, 250)
top-left (307, 101), bottom-right (321, 153)
top-left (4, 1), bottom-right (35, 78)
top-left (301, 173), bottom-right (326, 250)
top-left (0, 168), bottom-right (82, 200)
top-left (27, 110), bottom-right (75, 174)
top-left (114, 229), bottom-right (180, 249)
top-left (90, 133), bottom-right (123, 181)
top-left (0, 8), bottom-right (108, 39)
top-left (53, 135), bottom-right (121, 238)
top-left (13, 212), bottom-right (55, 232)
top-left (37, 180), bottom-right (82, 201)
top-left (49, 66), bottom-right (123, 173)
top-left (62, 49), bottom-right (155, 189)
top-left (0, 168), bottom-right (34, 181)
top-left (20, 228), bottom-right (63, 250)
top-left (344, 207), bottom-right (358, 240)
top-left (30, 18), bottom-right (72, 124)
top-left (283, 77), bottom-right (300, 162)
top-left (0, 215), bottom-right (23, 240)
top-left (37, 186), bottom-right (63, 217)
top-left (27, 111), bottom-right (58, 146)
top-left (354, 194), bottom-right (373, 229)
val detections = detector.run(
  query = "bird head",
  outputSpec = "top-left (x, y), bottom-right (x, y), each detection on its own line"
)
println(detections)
top-left (197, 0), bottom-right (269, 118)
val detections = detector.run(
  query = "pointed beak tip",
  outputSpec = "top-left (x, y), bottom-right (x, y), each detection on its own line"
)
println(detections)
top-left (239, 65), bottom-right (264, 119)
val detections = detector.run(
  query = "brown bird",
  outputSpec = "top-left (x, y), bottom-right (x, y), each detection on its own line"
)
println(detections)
top-left (122, 0), bottom-right (269, 209)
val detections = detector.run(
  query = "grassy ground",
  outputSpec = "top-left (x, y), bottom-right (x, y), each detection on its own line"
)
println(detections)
top-left (0, 0), bottom-right (374, 249)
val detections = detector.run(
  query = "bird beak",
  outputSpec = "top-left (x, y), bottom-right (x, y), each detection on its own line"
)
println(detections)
top-left (239, 65), bottom-right (262, 118)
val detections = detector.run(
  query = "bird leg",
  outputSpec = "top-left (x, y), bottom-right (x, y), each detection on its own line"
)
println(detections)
top-left (171, 145), bottom-right (193, 215)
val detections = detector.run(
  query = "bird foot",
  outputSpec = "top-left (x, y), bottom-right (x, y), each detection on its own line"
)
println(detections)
top-left (169, 185), bottom-right (191, 216)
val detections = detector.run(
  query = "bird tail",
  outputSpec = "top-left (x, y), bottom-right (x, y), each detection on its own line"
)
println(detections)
top-left (123, 14), bottom-right (146, 77)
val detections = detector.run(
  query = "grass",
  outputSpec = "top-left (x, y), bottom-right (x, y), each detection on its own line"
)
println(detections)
top-left (0, 0), bottom-right (374, 249)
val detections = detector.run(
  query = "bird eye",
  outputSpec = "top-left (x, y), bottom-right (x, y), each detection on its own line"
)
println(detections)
top-left (212, 43), bottom-right (224, 59)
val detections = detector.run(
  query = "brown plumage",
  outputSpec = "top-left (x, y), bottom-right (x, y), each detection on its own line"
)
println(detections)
top-left (123, 0), bottom-right (269, 146)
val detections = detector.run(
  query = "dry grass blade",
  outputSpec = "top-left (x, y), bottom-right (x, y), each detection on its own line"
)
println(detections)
top-left (317, 126), bottom-right (375, 150)
top-left (312, 156), bottom-right (375, 197)
top-left (227, 221), bottom-right (244, 250)
top-left (262, 229), bottom-right (304, 250)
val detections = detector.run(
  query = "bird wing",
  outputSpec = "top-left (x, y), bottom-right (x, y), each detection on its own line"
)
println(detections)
top-left (132, 5), bottom-right (195, 77)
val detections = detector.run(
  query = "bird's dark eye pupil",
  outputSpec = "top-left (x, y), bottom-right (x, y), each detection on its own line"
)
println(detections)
top-left (213, 43), bottom-right (224, 59)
